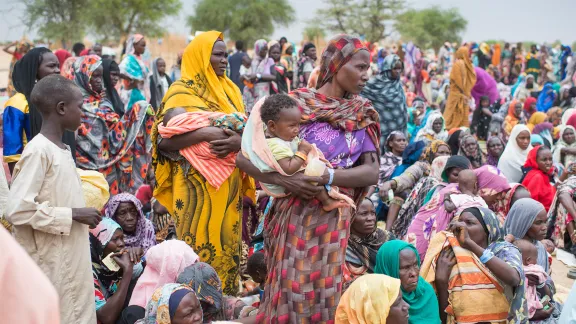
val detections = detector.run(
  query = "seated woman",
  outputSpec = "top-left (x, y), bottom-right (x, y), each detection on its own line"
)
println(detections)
top-left (343, 198), bottom-right (395, 289)
top-left (522, 146), bottom-right (556, 212)
top-left (498, 124), bottom-right (532, 183)
top-left (336, 274), bottom-right (410, 324)
top-left (129, 240), bottom-right (199, 308)
top-left (375, 240), bottom-right (440, 324)
top-left (90, 218), bottom-right (143, 324)
top-left (405, 165), bottom-right (511, 259)
top-left (140, 283), bottom-right (203, 324)
top-left (391, 155), bottom-right (471, 238)
top-left (69, 55), bottom-right (153, 195)
top-left (548, 171), bottom-right (576, 253)
top-left (177, 262), bottom-right (258, 321)
top-left (458, 134), bottom-right (485, 169)
top-left (486, 136), bottom-right (505, 167)
top-left (504, 198), bottom-right (562, 322)
top-left (422, 207), bottom-right (526, 323)
top-left (413, 111), bottom-right (448, 144)
top-left (105, 193), bottom-right (156, 254)
top-left (553, 126), bottom-right (576, 170)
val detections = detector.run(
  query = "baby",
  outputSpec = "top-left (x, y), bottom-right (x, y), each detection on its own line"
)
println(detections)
top-left (259, 94), bottom-right (349, 211)
top-left (444, 169), bottom-right (487, 214)
top-left (513, 239), bottom-right (554, 319)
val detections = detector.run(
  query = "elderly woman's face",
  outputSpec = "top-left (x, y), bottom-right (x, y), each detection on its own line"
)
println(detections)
top-left (351, 199), bottom-right (376, 237)
top-left (435, 144), bottom-right (451, 159)
top-left (210, 40), bottom-right (228, 77)
top-left (171, 292), bottom-right (203, 324)
top-left (463, 137), bottom-right (477, 155)
top-left (458, 211), bottom-right (487, 247)
top-left (432, 118), bottom-right (443, 133)
top-left (334, 50), bottom-right (370, 95)
top-left (526, 209), bottom-right (548, 241)
top-left (487, 138), bottom-right (504, 157)
top-left (398, 249), bottom-right (419, 293)
top-left (115, 202), bottom-right (139, 234)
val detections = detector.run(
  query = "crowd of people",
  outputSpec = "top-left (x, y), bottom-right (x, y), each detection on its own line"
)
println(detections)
top-left (1, 31), bottom-right (576, 324)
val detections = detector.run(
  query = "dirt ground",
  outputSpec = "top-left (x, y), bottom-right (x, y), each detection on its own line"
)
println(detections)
top-left (551, 255), bottom-right (575, 302)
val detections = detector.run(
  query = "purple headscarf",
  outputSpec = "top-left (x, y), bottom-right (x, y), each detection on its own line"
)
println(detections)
top-left (471, 67), bottom-right (499, 107)
top-left (105, 193), bottom-right (156, 253)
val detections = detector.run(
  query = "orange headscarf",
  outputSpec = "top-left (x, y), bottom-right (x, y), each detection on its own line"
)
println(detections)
top-left (492, 44), bottom-right (501, 66)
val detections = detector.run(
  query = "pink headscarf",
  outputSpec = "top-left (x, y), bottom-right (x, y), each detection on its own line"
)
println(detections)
top-left (128, 240), bottom-right (199, 307)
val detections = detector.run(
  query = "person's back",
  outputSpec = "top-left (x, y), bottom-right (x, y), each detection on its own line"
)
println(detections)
top-left (229, 40), bottom-right (246, 90)
top-left (6, 75), bottom-right (101, 323)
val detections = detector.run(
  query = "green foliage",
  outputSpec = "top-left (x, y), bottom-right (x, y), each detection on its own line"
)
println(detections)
top-left (395, 6), bottom-right (467, 51)
top-left (188, 0), bottom-right (295, 47)
top-left (317, 0), bottom-right (404, 44)
top-left (303, 23), bottom-right (326, 42)
top-left (23, 0), bottom-right (90, 47)
top-left (89, 0), bottom-right (181, 43)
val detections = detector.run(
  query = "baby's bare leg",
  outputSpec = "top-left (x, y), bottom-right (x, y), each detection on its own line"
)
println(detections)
top-left (317, 189), bottom-right (348, 212)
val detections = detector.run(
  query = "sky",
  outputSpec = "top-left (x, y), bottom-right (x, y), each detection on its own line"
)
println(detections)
top-left (0, 0), bottom-right (574, 44)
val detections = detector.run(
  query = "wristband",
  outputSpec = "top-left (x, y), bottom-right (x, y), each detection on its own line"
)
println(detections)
top-left (479, 249), bottom-right (494, 264)
top-left (537, 282), bottom-right (547, 289)
top-left (294, 151), bottom-right (307, 162)
top-left (325, 168), bottom-right (335, 192)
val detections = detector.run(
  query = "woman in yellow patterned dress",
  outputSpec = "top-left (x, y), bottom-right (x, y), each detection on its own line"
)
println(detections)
top-left (152, 31), bottom-right (254, 295)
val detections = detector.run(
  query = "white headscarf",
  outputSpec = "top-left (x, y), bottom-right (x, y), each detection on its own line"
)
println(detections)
top-left (414, 111), bottom-right (448, 143)
top-left (553, 125), bottom-right (576, 166)
top-left (497, 124), bottom-right (532, 182)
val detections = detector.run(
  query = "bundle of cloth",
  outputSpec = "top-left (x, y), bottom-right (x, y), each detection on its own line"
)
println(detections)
top-left (157, 112), bottom-right (247, 190)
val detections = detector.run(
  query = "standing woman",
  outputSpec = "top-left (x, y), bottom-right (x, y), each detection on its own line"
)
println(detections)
top-left (361, 54), bottom-right (407, 148)
top-left (101, 58), bottom-right (125, 116)
top-left (4, 48), bottom-right (74, 172)
top-left (296, 42), bottom-right (317, 88)
top-left (119, 34), bottom-right (150, 108)
top-left (443, 47), bottom-right (477, 129)
top-left (243, 39), bottom-right (275, 113)
top-left (152, 31), bottom-right (253, 295)
top-left (237, 35), bottom-right (379, 322)
top-left (70, 55), bottom-right (153, 195)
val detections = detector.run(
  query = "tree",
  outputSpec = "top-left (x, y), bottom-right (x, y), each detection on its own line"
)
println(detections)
top-left (395, 6), bottom-right (467, 51)
top-left (188, 0), bottom-right (295, 48)
top-left (317, 0), bottom-right (405, 44)
top-left (303, 23), bottom-right (326, 45)
top-left (89, 0), bottom-right (181, 44)
top-left (23, 0), bottom-right (91, 48)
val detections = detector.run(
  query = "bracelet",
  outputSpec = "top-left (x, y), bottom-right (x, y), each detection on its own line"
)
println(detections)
top-left (294, 151), bottom-right (307, 162)
top-left (537, 282), bottom-right (547, 289)
top-left (479, 249), bottom-right (494, 264)
top-left (325, 168), bottom-right (335, 192)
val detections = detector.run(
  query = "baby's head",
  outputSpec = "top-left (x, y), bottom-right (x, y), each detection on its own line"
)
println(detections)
top-left (247, 251), bottom-right (267, 285)
top-left (242, 55), bottom-right (252, 68)
top-left (260, 94), bottom-right (301, 141)
top-left (457, 169), bottom-right (478, 195)
top-left (541, 239), bottom-right (556, 254)
top-left (514, 238), bottom-right (539, 266)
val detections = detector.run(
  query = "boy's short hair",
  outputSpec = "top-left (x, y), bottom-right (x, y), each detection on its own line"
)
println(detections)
top-left (31, 75), bottom-right (79, 114)
top-left (260, 94), bottom-right (298, 124)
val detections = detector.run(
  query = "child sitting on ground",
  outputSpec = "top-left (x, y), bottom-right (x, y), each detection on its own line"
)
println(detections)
top-left (243, 251), bottom-right (267, 300)
top-left (244, 94), bottom-right (353, 211)
top-left (444, 169), bottom-right (488, 214)
top-left (512, 238), bottom-right (555, 320)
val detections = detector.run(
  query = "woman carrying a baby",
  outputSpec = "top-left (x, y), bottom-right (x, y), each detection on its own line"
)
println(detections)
top-left (237, 35), bottom-right (380, 322)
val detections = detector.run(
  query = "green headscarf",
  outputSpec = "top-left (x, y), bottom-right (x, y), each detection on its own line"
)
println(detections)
top-left (374, 240), bottom-right (441, 324)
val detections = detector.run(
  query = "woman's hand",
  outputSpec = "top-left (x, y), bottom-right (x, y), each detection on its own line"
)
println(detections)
top-left (449, 221), bottom-right (473, 250)
top-left (277, 172), bottom-right (323, 200)
top-left (435, 248), bottom-right (456, 284)
top-left (210, 129), bottom-right (242, 158)
top-left (126, 247), bottom-right (143, 264)
top-left (112, 251), bottom-right (134, 272)
top-left (378, 180), bottom-right (395, 201)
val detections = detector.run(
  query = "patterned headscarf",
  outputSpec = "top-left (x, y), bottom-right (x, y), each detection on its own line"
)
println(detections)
top-left (177, 262), bottom-right (223, 320)
top-left (126, 34), bottom-right (145, 56)
top-left (90, 217), bottom-right (122, 250)
top-left (458, 134), bottom-right (484, 168)
top-left (316, 35), bottom-right (367, 89)
top-left (254, 39), bottom-right (268, 56)
top-left (105, 193), bottom-right (156, 253)
top-left (141, 283), bottom-right (200, 324)
top-left (464, 207), bottom-right (503, 245)
top-left (69, 55), bottom-right (103, 103)
top-left (89, 218), bottom-right (122, 292)
top-left (424, 139), bottom-right (450, 164)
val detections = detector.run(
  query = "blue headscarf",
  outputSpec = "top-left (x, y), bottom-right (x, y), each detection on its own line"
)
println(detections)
top-left (537, 83), bottom-right (556, 112)
top-left (530, 134), bottom-right (544, 145)
top-left (511, 74), bottom-right (525, 97)
top-left (390, 141), bottom-right (426, 178)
